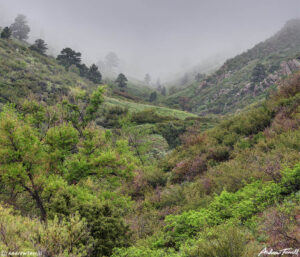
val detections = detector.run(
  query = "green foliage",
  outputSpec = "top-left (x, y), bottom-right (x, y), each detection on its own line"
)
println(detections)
top-left (280, 163), bottom-right (300, 193)
top-left (0, 101), bottom-right (136, 256)
top-left (1, 16), bottom-right (300, 257)
top-left (65, 128), bottom-right (136, 184)
top-left (61, 86), bottom-right (104, 134)
top-left (42, 176), bottom-right (131, 256)
top-left (112, 247), bottom-right (181, 257)
top-left (165, 103), bottom-right (274, 182)
top-left (251, 63), bottom-right (267, 83)
top-left (115, 73), bottom-right (128, 89)
top-left (161, 163), bottom-right (300, 247)
top-left (183, 224), bottom-right (248, 257)
top-left (104, 97), bottom-right (196, 120)
top-left (97, 106), bottom-right (128, 128)
top-left (81, 204), bottom-right (131, 256)
top-left (0, 205), bottom-right (93, 256)
top-left (149, 91), bottom-right (157, 102)
top-left (87, 64), bottom-right (102, 84)
top-left (0, 107), bottom-right (48, 220)
top-left (29, 39), bottom-right (48, 55)
top-left (165, 20), bottom-right (300, 114)
top-left (154, 120), bottom-right (189, 148)
top-left (57, 47), bottom-right (82, 70)
top-left (21, 100), bottom-right (47, 128)
top-left (131, 109), bottom-right (173, 125)
top-left (0, 27), bottom-right (11, 39)
top-left (45, 123), bottom-right (79, 173)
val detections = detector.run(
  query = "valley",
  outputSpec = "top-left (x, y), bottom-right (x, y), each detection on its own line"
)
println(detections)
top-left (0, 10), bottom-right (299, 257)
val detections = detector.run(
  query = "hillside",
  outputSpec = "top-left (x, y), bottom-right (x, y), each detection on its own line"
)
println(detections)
top-left (111, 69), bottom-right (300, 257)
top-left (0, 15), bottom-right (300, 257)
top-left (104, 97), bottom-right (196, 119)
top-left (0, 38), bottom-right (194, 121)
top-left (105, 77), bottom-right (156, 102)
top-left (165, 19), bottom-right (300, 114)
top-left (0, 38), bottom-right (97, 106)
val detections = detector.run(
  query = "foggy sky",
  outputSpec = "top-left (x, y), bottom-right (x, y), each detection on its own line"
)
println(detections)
top-left (0, 0), bottom-right (299, 81)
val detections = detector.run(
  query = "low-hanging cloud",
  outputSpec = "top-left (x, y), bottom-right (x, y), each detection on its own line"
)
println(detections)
top-left (0, 0), bottom-right (299, 82)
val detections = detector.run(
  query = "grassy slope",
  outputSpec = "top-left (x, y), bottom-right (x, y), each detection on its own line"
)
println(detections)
top-left (0, 38), bottom-right (97, 105)
top-left (104, 97), bottom-right (197, 120)
top-left (0, 38), bottom-right (194, 120)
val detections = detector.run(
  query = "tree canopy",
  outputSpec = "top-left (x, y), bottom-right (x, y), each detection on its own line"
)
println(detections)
top-left (251, 63), bottom-right (267, 83)
top-left (115, 73), bottom-right (128, 88)
top-left (0, 27), bottom-right (11, 39)
top-left (30, 39), bottom-right (48, 55)
top-left (10, 14), bottom-right (30, 41)
top-left (57, 47), bottom-right (82, 70)
top-left (149, 91), bottom-right (157, 102)
top-left (88, 64), bottom-right (102, 84)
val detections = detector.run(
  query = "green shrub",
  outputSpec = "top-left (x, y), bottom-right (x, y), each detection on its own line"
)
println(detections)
top-left (131, 109), bottom-right (173, 124)
top-left (161, 163), bottom-right (300, 247)
top-left (183, 224), bottom-right (248, 257)
top-left (112, 247), bottom-right (181, 257)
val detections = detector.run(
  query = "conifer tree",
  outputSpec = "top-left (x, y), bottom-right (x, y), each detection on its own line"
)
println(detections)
top-left (30, 39), bottom-right (48, 55)
top-left (10, 14), bottom-right (30, 41)
top-left (88, 64), bottom-right (102, 84)
top-left (0, 27), bottom-right (11, 39)
top-left (57, 47), bottom-right (82, 70)
top-left (115, 73), bottom-right (128, 89)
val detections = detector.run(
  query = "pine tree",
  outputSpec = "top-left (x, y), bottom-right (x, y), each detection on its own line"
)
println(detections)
top-left (161, 86), bottom-right (167, 96)
top-left (29, 39), bottom-right (48, 55)
top-left (144, 73), bottom-right (151, 85)
top-left (87, 64), bottom-right (102, 84)
top-left (57, 47), bottom-right (82, 70)
top-left (115, 73), bottom-right (128, 89)
top-left (251, 63), bottom-right (267, 83)
top-left (0, 27), bottom-right (11, 39)
top-left (77, 63), bottom-right (89, 77)
top-left (149, 91), bottom-right (157, 102)
top-left (10, 14), bottom-right (30, 41)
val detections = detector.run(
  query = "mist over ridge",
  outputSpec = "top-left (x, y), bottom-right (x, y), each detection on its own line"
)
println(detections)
top-left (0, 0), bottom-right (299, 82)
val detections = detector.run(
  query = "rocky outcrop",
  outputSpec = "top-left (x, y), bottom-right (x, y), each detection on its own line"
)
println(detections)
top-left (240, 58), bottom-right (300, 96)
top-left (198, 81), bottom-right (208, 89)
top-left (280, 61), bottom-right (292, 75)
top-left (212, 58), bottom-right (300, 100)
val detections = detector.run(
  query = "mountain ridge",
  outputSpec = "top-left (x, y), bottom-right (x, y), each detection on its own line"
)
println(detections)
top-left (164, 19), bottom-right (300, 114)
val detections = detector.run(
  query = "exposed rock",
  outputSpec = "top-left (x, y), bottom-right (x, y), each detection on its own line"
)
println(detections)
top-left (292, 59), bottom-right (300, 68)
top-left (254, 84), bottom-right (263, 94)
top-left (219, 88), bottom-right (230, 95)
top-left (198, 81), bottom-right (208, 89)
top-left (268, 73), bottom-right (279, 81)
top-left (224, 72), bottom-right (231, 79)
top-left (245, 58), bottom-right (300, 95)
top-left (280, 61), bottom-right (292, 75)
top-left (241, 83), bottom-right (252, 93)
top-left (287, 59), bottom-right (300, 71)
